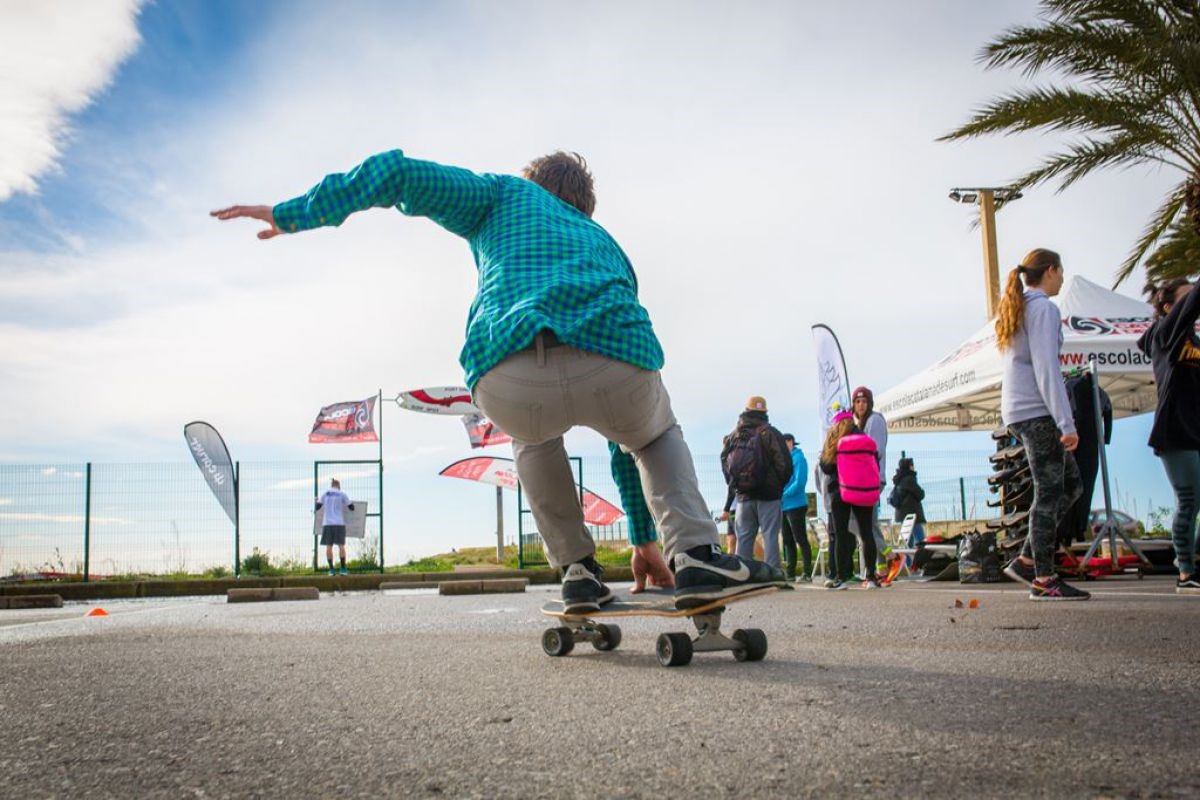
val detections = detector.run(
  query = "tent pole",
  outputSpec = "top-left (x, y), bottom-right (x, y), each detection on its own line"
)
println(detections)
top-left (1075, 356), bottom-right (1151, 572)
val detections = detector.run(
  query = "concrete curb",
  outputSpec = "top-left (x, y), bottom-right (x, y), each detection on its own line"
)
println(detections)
top-left (0, 568), bottom-right (564, 602)
top-left (227, 587), bottom-right (320, 603)
top-left (438, 578), bottom-right (528, 596)
top-left (1, 594), bottom-right (63, 609)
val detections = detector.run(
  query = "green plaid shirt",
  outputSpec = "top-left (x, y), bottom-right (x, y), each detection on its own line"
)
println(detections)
top-left (608, 441), bottom-right (656, 545)
top-left (273, 150), bottom-right (664, 388)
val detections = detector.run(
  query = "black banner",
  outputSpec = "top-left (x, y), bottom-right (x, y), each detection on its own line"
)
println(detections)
top-left (183, 421), bottom-right (237, 525)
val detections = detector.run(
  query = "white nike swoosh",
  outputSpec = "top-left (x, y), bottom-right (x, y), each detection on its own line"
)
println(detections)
top-left (701, 562), bottom-right (751, 581)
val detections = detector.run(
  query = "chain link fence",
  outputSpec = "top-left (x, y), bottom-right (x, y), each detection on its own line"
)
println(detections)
top-left (2, 449), bottom-right (996, 578)
top-left (0, 462), bottom-right (381, 580)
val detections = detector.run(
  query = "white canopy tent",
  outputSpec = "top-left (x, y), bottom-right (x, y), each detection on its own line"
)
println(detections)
top-left (876, 277), bottom-right (1157, 433)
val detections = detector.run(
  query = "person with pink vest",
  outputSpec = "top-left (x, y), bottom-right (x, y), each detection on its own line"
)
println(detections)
top-left (819, 410), bottom-right (885, 589)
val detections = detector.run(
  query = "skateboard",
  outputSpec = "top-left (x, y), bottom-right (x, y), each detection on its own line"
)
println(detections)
top-left (540, 586), bottom-right (777, 667)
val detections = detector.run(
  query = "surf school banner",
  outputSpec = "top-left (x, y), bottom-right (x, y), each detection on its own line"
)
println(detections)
top-left (811, 323), bottom-right (851, 433)
top-left (183, 421), bottom-right (238, 525)
top-left (397, 386), bottom-right (479, 416)
top-left (309, 397), bottom-right (378, 443)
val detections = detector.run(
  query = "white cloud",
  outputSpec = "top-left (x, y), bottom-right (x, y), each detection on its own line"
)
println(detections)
top-left (0, 0), bottom-right (144, 200)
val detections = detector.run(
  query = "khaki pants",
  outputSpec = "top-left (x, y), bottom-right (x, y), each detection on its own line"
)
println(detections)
top-left (473, 341), bottom-right (718, 568)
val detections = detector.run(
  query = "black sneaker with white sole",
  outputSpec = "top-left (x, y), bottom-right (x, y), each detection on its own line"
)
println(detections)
top-left (1177, 575), bottom-right (1200, 595)
top-left (672, 546), bottom-right (787, 609)
top-left (561, 559), bottom-right (614, 613)
top-left (1029, 576), bottom-right (1091, 601)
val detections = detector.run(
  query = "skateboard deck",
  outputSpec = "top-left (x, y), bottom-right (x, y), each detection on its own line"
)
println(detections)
top-left (539, 587), bottom-right (777, 667)
top-left (541, 586), bottom-right (777, 619)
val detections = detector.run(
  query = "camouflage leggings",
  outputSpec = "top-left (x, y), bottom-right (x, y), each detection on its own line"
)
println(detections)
top-left (1011, 416), bottom-right (1082, 578)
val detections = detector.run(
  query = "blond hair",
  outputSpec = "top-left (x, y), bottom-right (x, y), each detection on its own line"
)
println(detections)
top-left (820, 418), bottom-right (855, 464)
top-left (994, 248), bottom-right (1061, 351)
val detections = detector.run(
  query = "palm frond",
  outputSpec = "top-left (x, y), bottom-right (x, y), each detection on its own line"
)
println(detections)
top-left (1113, 181), bottom-right (1188, 286)
top-left (939, 86), bottom-right (1174, 143)
top-left (1013, 134), bottom-right (1165, 193)
top-left (1142, 218), bottom-right (1200, 282)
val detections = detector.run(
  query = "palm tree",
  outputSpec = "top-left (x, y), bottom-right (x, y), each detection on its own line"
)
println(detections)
top-left (941, 0), bottom-right (1200, 287)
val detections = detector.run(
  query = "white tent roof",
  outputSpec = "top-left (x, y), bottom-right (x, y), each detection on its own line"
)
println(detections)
top-left (876, 276), bottom-right (1157, 433)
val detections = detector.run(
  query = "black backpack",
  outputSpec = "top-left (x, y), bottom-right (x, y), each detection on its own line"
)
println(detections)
top-left (722, 426), bottom-right (771, 494)
top-left (957, 530), bottom-right (1002, 583)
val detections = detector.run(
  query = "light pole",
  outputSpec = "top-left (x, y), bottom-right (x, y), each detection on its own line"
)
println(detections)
top-left (948, 186), bottom-right (1023, 320)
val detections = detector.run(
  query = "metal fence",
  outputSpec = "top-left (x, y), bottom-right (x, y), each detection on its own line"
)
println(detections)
top-left (514, 448), bottom-right (997, 566)
top-left (1, 450), bottom-right (995, 579)
top-left (0, 462), bottom-right (382, 580)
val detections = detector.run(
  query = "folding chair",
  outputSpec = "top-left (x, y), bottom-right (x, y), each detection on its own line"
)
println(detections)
top-left (889, 514), bottom-right (918, 577)
top-left (809, 516), bottom-right (829, 579)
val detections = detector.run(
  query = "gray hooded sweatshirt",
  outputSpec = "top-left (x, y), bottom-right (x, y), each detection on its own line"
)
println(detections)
top-left (1000, 289), bottom-right (1076, 435)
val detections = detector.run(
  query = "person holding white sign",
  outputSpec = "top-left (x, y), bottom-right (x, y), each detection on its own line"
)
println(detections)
top-left (316, 479), bottom-right (355, 576)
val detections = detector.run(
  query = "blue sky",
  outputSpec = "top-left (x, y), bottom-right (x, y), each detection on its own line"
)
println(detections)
top-left (0, 0), bottom-right (1186, 565)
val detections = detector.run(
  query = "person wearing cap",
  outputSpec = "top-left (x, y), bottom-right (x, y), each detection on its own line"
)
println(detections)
top-left (780, 433), bottom-right (812, 581)
top-left (721, 396), bottom-right (794, 570)
top-left (850, 386), bottom-right (892, 576)
top-left (819, 410), bottom-right (885, 588)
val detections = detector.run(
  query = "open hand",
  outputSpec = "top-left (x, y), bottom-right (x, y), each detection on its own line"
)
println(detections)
top-left (210, 205), bottom-right (282, 240)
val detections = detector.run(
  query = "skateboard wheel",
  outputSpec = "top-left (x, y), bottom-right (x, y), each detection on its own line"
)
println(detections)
top-left (592, 623), bottom-right (622, 652)
top-left (542, 626), bottom-right (575, 657)
top-left (656, 632), bottom-right (693, 667)
top-left (732, 628), bottom-right (768, 662)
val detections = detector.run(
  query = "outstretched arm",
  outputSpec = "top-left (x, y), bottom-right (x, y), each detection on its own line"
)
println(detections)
top-left (211, 205), bottom-right (282, 239)
top-left (211, 149), bottom-right (498, 239)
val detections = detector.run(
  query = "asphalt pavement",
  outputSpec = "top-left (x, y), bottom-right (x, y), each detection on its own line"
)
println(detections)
top-left (1, 577), bottom-right (1197, 799)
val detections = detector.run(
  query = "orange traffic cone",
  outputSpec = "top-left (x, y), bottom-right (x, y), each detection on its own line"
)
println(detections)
top-left (86, 608), bottom-right (108, 617)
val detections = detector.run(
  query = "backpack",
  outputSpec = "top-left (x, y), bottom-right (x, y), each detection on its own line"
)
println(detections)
top-left (722, 426), bottom-right (771, 495)
top-left (835, 433), bottom-right (881, 506)
top-left (957, 530), bottom-right (1002, 583)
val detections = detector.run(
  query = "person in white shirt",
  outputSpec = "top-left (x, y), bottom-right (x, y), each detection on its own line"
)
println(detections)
top-left (316, 478), bottom-right (355, 575)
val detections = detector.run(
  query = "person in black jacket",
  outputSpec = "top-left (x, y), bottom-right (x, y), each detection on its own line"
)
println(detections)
top-left (1138, 278), bottom-right (1200, 594)
top-left (889, 458), bottom-right (926, 549)
top-left (1056, 374), bottom-right (1113, 546)
top-left (721, 396), bottom-right (793, 570)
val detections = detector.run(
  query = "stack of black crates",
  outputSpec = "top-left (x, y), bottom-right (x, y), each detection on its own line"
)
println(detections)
top-left (986, 425), bottom-right (1031, 557)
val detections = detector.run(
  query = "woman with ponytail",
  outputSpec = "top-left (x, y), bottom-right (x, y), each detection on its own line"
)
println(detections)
top-left (1137, 278), bottom-right (1200, 595)
top-left (997, 249), bottom-right (1089, 601)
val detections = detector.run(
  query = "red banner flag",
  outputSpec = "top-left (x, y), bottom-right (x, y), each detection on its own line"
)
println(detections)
top-left (437, 457), bottom-right (624, 525)
top-left (439, 456), bottom-right (519, 489)
top-left (581, 490), bottom-right (624, 526)
top-left (308, 397), bottom-right (378, 443)
top-left (461, 413), bottom-right (512, 448)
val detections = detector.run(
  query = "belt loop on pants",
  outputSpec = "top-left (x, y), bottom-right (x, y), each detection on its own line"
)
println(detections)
top-left (536, 332), bottom-right (546, 367)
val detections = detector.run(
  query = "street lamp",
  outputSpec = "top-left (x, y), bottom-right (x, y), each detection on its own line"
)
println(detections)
top-left (949, 186), bottom-right (1023, 320)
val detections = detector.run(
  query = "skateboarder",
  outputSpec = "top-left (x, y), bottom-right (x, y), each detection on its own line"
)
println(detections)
top-left (213, 148), bottom-right (784, 612)
top-left (316, 478), bottom-right (355, 575)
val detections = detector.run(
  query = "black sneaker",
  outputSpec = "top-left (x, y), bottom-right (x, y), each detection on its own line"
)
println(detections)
top-left (1003, 558), bottom-right (1036, 587)
top-left (1029, 576), bottom-right (1090, 602)
top-left (561, 559), bottom-right (614, 613)
top-left (1177, 575), bottom-right (1200, 595)
top-left (672, 547), bottom-right (787, 609)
